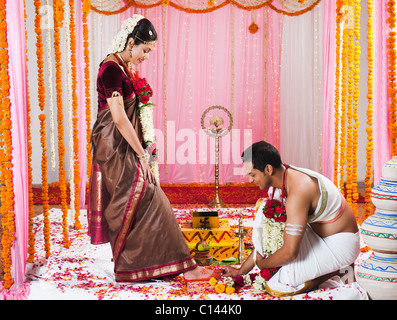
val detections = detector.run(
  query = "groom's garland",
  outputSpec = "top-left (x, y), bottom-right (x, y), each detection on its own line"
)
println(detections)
top-left (209, 193), bottom-right (285, 294)
top-left (209, 169), bottom-right (289, 294)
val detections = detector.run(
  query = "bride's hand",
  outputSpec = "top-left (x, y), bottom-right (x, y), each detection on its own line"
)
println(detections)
top-left (140, 160), bottom-right (156, 185)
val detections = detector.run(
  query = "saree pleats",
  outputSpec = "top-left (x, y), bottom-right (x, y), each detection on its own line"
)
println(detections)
top-left (88, 96), bottom-right (196, 282)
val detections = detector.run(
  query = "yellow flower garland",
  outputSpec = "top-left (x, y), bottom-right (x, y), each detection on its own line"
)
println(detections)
top-left (53, 0), bottom-right (71, 248)
top-left (82, 0), bottom-right (92, 182)
top-left (34, 0), bottom-right (52, 258)
top-left (364, 0), bottom-right (374, 223)
top-left (69, 0), bottom-right (81, 230)
top-left (351, 0), bottom-right (361, 217)
top-left (0, 0), bottom-right (15, 290)
top-left (25, 0), bottom-right (36, 263)
top-left (334, 1), bottom-right (360, 218)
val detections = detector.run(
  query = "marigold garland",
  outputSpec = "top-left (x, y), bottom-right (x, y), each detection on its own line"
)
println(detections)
top-left (82, 0), bottom-right (92, 182)
top-left (334, 0), bottom-right (360, 218)
top-left (34, 0), bottom-right (52, 258)
top-left (53, 0), bottom-right (71, 248)
top-left (25, 0), bottom-right (35, 263)
top-left (90, 0), bottom-right (321, 16)
top-left (69, 0), bottom-right (81, 230)
top-left (345, 0), bottom-right (355, 208)
top-left (363, 0), bottom-right (374, 222)
top-left (0, 0), bottom-right (15, 290)
top-left (351, 0), bottom-right (360, 217)
top-left (387, 0), bottom-right (397, 156)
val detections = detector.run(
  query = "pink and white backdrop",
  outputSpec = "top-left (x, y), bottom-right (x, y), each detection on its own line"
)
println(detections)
top-left (2, 0), bottom-right (394, 296)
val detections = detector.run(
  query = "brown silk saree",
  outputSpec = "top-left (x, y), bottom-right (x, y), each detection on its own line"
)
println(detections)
top-left (87, 60), bottom-right (197, 282)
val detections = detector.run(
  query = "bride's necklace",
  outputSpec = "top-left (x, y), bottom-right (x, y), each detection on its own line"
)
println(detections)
top-left (116, 52), bottom-right (133, 72)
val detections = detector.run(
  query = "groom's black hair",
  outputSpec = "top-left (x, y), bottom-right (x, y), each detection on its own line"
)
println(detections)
top-left (241, 141), bottom-right (283, 172)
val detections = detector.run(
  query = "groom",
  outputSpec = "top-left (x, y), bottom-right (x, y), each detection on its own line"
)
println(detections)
top-left (223, 141), bottom-right (360, 296)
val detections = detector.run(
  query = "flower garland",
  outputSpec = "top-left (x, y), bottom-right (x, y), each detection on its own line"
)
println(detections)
top-left (90, 0), bottom-right (321, 16)
top-left (132, 77), bottom-right (160, 182)
top-left (262, 197), bottom-right (285, 257)
top-left (345, 0), bottom-right (354, 208)
top-left (387, 0), bottom-right (397, 156)
top-left (54, 0), bottom-right (71, 249)
top-left (44, 0), bottom-right (57, 172)
top-left (351, 0), bottom-right (361, 217)
top-left (25, 0), bottom-right (36, 264)
top-left (0, 0), bottom-right (15, 290)
top-left (208, 268), bottom-right (280, 294)
top-left (209, 189), bottom-right (285, 294)
top-left (364, 0), bottom-right (374, 222)
top-left (82, 0), bottom-right (92, 181)
top-left (68, 0), bottom-right (81, 230)
top-left (107, 15), bottom-right (144, 55)
top-left (34, 0), bottom-right (51, 258)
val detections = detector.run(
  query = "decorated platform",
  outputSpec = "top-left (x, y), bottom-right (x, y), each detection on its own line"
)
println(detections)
top-left (24, 207), bottom-right (369, 300)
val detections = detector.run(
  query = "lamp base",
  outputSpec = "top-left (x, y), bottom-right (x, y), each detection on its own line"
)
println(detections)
top-left (208, 192), bottom-right (225, 208)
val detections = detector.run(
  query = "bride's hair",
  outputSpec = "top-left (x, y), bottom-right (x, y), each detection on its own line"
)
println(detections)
top-left (126, 18), bottom-right (157, 47)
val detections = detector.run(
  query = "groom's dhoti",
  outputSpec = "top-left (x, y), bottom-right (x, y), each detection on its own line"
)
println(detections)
top-left (265, 226), bottom-right (360, 297)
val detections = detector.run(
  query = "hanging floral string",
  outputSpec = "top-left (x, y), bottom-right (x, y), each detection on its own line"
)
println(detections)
top-left (349, 0), bottom-right (361, 217)
top-left (90, 0), bottom-right (321, 16)
top-left (53, 0), bottom-right (70, 248)
top-left (387, 0), bottom-right (397, 156)
top-left (345, 0), bottom-right (355, 208)
top-left (24, 0), bottom-right (35, 263)
top-left (351, 0), bottom-right (361, 217)
top-left (82, 0), bottom-right (92, 181)
top-left (69, 0), bottom-right (81, 230)
top-left (34, 0), bottom-right (51, 258)
top-left (364, 0), bottom-right (374, 222)
top-left (0, 0), bottom-right (15, 290)
top-left (45, 0), bottom-right (57, 172)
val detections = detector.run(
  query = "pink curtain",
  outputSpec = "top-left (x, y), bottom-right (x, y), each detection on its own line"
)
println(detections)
top-left (373, 0), bottom-right (391, 184)
top-left (321, 0), bottom-right (336, 180)
top-left (0, 0), bottom-right (31, 300)
top-left (116, 5), bottom-right (282, 184)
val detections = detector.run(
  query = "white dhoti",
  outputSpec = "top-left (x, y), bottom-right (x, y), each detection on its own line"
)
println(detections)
top-left (265, 226), bottom-right (360, 297)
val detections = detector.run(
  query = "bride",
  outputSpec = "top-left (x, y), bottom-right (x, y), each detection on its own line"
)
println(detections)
top-left (87, 15), bottom-right (218, 282)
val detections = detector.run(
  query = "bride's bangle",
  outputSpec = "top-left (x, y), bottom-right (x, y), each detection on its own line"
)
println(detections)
top-left (253, 249), bottom-right (257, 267)
top-left (137, 149), bottom-right (150, 163)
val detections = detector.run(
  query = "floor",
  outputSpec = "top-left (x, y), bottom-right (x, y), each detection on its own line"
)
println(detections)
top-left (0, 197), bottom-right (373, 283)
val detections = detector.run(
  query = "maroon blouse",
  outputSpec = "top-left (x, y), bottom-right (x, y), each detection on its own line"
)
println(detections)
top-left (97, 60), bottom-right (135, 111)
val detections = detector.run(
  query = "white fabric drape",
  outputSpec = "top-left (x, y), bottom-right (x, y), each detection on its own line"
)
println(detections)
top-left (279, 3), bottom-right (323, 172)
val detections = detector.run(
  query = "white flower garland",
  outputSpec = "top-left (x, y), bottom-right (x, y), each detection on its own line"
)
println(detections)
top-left (45, 0), bottom-right (56, 171)
top-left (262, 217), bottom-right (285, 257)
top-left (108, 15), bottom-right (144, 54)
top-left (138, 102), bottom-right (160, 183)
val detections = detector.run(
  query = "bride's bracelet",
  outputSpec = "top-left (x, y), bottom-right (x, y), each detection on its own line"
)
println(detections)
top-left (137, 149), bottom-right (150, 163)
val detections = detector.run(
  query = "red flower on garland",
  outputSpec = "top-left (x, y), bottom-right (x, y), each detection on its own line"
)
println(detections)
top-left (263, 198), bottom-right (286, 223)
top-left (132, 77), bottom-right (153, 106)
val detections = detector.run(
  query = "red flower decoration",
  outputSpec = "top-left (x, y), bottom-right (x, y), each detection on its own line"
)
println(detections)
top-left (132, 77), bottom-right (153, 105)
top-left (263, 197), bottom-right (286, 222)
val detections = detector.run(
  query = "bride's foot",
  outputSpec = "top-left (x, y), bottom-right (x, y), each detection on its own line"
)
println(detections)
top-left (183, 266), bottom-right (220, 282)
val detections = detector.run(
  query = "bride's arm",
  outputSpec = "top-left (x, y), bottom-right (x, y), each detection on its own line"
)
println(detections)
top-left (108, 92), bottom-right (154, 184)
